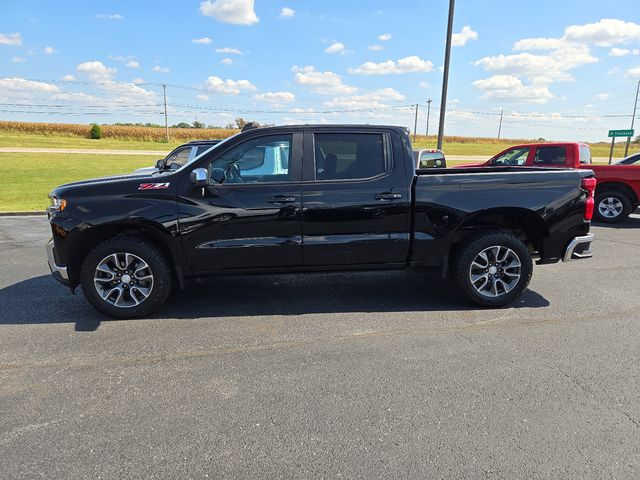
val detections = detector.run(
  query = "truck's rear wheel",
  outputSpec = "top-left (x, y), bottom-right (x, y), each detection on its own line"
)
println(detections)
top-left (594, 191), bottom-right (632, 223)
top-left (452, 232), bottom-right (533, 307)
top-left (80, 237), bottom-right (172, 319)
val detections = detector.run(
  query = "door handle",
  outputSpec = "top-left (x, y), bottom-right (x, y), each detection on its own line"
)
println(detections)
top-left (268, 195), bottom-right (297, 204)
top-left (375, 192), bottom-right (402, 200)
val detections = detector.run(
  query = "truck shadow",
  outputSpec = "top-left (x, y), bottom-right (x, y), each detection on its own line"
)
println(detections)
top-left (592, 212), bottom-right (640, 229)
top-left (0, 271), bottom-right (550, 332)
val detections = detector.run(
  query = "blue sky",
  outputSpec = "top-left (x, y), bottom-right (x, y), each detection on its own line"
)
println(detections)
top-left (1, 0), bottom-right (640, 141)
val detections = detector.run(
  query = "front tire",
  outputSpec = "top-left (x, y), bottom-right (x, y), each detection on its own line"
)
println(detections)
top-left (452, 231), bottom-right (533, 308)
top-left (594, 191), bottom-right (632, 224)
top-left (80, 237), bottom-right (172, 319)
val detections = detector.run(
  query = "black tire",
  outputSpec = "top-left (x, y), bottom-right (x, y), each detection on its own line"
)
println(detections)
top-left (80, 236), bottom-right (172, 319)
top-left (452, 231), bottom-right (533, 308)
top-left (594, 191), bottom-right (632, 224)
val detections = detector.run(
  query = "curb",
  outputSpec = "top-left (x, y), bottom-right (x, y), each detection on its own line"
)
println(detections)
top-left (0, 211), bottom-right (46, 217)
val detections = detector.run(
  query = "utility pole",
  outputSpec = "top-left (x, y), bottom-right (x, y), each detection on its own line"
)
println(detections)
top-left (497, 108), bottom-right (504, 139)
top-left (425, 99), bottom-right (432, 137)
top-left (413, 103), bottom-right (419, 142)
top-left (624, 79), bottom-right (639, 157)
top-left (162, 84), bottom-right (169, 142)
top-left (437, 0), bottom-right (455, 150)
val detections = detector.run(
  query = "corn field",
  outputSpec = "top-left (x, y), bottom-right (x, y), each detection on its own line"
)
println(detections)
top-left (0, 121), bottom-right (239, 142)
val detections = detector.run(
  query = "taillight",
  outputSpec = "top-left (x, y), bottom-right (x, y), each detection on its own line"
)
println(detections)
top-left (582, 177), bottom-right (596, 221)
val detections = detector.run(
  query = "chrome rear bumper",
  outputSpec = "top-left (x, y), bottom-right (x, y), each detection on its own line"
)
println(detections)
top-left (563, 234), bottom-right (594, 262)
top-left (46, 238), bottom-right (69, 285)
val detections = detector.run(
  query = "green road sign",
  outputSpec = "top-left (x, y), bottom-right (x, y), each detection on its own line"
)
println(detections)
top-left (608, 129), bottom-right (635, 137)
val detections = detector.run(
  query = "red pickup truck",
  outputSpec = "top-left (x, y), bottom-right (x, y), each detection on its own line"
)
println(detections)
top-left (459, 142), bottom-right (640, 223)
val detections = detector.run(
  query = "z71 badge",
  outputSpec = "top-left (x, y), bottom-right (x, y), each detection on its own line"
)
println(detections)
top-left (138, 182), bottom-right (171, 190)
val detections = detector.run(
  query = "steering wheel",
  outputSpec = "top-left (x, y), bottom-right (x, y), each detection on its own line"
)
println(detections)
top-left (226, 163), bottom-right (243, 183)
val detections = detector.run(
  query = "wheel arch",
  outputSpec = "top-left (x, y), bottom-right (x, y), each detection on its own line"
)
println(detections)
top-left (450, 208), bottom-right (548, 256)
top-left (67, 220), bottom-right (182, 288)
top-left (595, 182), bottom-right (638, 204)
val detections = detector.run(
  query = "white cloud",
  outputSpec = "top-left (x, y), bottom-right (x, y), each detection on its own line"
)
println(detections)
top-left (348, 56), bottom-right (434, 75)
top-left (368, 45), bottom-right (383, 51)
top-left (452, 26), bottom-right (478, 47)
top-left (96, 13), bottom-right (124, 20)
top-left (378, 33), bottom-right (392, 41)
top-left (324, 42), bottom-right (346, 54)
top-left (289, 108), bottom-right (315, 113)
top-left (76, 61), bottom-right (117, 81)
top-left (513, 37), bottom-right (568, 51)
top-left (628, 67), bottom-right (640, 78)
top-left (325, 88), bottom-right (406, 110)
top-left (292, 65), bottom-right (357, 95)
top-left (216, 47), bottom-right (242, 55)
top-left (473, 75), bottom-right (554, 104)
top-left (61, 75), bottom-right (75, 81)
top-left (196, 94), bottom-right (209, 101)
top-left (203, 76), bottom-right (257, 94)
top-left (151, 65), bottom-right (170, 73)
top-left (596, 93), bottom-right (610, 101)
top-left (12, 56), bottom-right (27, 63)
top-left (515, 18), bottom-right (640, 51)
top-left (564, 18), bottom-right (640, 47)
top-left (419, 81), bottom-right (429, 88)
top-left (280, 7), bottom-right (295, 18)
top-left (0, 77), bottom-right (60, 94)
top-left (254, 91), bottom-right (295, 103)
top-left (126, 60), bottom-right (140, 68)
top-left (0, 32), bottom-right (22, 46)
top-left (609, 47), bottom-right (640, 57)
top-left (609, 47), bottom-right (630, 57)
top-left (474, 46), bottom-right (597, 84)
top-left (131, 77), bottom-right (144, 84)
top-left (221, 58), bottom-right (233, 65)
top-left (43, 46), bottom-right (57, 55)
top-left (199, 0), bottom-right (259, 25)
top-left (192, 37), bottom-right (213, 44)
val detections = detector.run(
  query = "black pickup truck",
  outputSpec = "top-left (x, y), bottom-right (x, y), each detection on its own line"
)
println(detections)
top-left (46, 125), bottom-right (595, 318)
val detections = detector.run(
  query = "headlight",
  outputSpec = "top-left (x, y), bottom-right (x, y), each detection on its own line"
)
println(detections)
top-left (47, 195), bottom-right (67, 213)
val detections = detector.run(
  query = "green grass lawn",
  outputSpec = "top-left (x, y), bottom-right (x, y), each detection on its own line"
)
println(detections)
top-left (0, 134), bottom-right (182, 151)
top-left (0, 136), bottom-right (636, 212)
top-left (1, 133), bottom-right (638, 158)
top-left (0, 153), bottom-right (154, 212)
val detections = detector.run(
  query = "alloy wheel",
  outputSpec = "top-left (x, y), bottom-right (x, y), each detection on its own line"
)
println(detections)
top-left (469, 245), bottom-right (522, 298)
top-left (93, 252), bottom-right (154, 308)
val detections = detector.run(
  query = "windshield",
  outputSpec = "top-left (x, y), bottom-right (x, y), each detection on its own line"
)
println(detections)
top-left (490, 147), bottom-right (530, 166)
top-left (162, 135), bottom-right (238, 172)
top-left (579, 145), bottom-right (592, 164)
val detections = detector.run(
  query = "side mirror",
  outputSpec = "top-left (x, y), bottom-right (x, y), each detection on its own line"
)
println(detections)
top-left (155, 159), bottom-right (164, 169)
top-left (190, 168), bottom-right (208, 186)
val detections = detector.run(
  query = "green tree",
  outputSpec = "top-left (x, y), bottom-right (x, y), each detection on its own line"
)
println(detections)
top-left (192, 120), bottom-right (205, 129)
top-left (89, 123), bottom-right (102, 139)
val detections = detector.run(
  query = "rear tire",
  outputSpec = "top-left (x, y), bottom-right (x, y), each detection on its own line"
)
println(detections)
top-left (80, 236), bottom-right (172, 319)
top-left (594, 191), bottom-right (632, 224)
top-left (452, 231), bottom-right (533, 308)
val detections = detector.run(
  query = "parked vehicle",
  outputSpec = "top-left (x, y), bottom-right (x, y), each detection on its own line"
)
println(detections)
top-left (46, 125), bottom-right (595, 318)
top-left (614, 152), bottom-right (640, 165)
top-left (413, 148), bottom-right (446, 168)
top-left (134, 139), bottom-right (222, 175)
top-left (457, 142), bottom-right (640, 223)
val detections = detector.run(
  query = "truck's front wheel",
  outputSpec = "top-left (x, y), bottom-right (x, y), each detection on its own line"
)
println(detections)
top-left (80, 237), bottom-right (172, 319)
top-left (452, 232), bottom-right (533, 308)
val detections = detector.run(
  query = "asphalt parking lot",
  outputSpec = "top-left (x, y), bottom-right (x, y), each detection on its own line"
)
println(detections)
top-left (1, 214), bottom-right (639, 479)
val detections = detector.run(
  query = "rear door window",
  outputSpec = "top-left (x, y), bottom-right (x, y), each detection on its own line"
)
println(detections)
top-left (534, 146), bottom-right (567, 165)
top-left (314, 133), bottom-right (388, 180)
